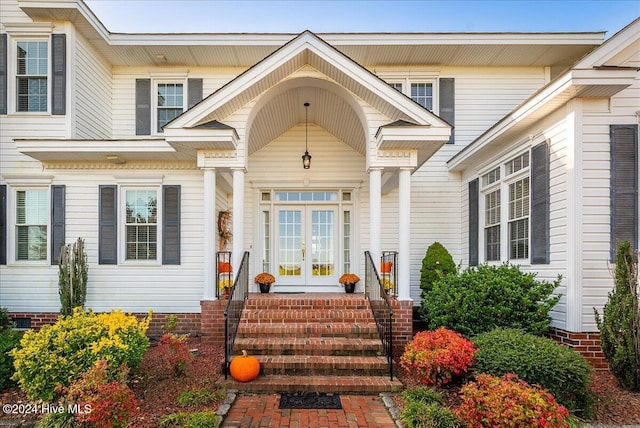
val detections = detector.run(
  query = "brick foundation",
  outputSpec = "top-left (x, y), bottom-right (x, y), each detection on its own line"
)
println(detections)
top-left (390, 299), bottom-right (413, 358)
top-left (8, 311), bottom-right (202, 338)
top-left (200, 299), bottom-right (227, 347)
top-left (8, 312), bottom-right (59, 329)
top-left (548, 328), bottom-right (608, 370)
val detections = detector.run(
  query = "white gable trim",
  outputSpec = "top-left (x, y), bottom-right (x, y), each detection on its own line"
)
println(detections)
top-left (165, 31), bottom-right (449, 131)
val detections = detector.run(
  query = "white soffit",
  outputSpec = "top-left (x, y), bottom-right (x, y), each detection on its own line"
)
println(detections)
top-left (18, 0), bottom-right (605, 68)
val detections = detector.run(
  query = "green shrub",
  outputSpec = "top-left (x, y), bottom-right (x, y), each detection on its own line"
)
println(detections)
top-left (420, 242), bottom-right (456, 292)
top-left (177, 387), bottom-right (225, 407)
top-left (401, 401), bottom-right (462, 428)
top-left (0, 307), bottom-right (11, 329)
top-left (420, 262), bottom-right (561, 337)
top-left (401, 386), bottom-right (461, 428)
top-left (11, 308), bottom-right (150, 400)
top-left (456, 373), bottom-right (571, 428)
top-left (400, 328), bottom-right (475, 387)
top-left (159, 411), bottom-right (220, 428)
top-left (473, 328), bottom-right (593, 416)
top-left (595, 241), bottom-right (640, 392)
top-left (0, 329), bottom-right (21, 390)
top-left (401, 386), bottom-right (443, 405)
top-left (38, 412), bottom-right (76, 428)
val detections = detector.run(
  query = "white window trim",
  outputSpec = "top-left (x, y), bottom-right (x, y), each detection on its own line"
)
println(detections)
top-left (478, 149), bottom-right (532, 264)
top-left (7, 186), bottom-right (51, 266)
top-left (382, 73), bottom-right (440, 113)
top-left (152, 79), bottom-right (186, 135)
top-left (8, 35), bottom-right (52, 115)
top-left (118, 186), bottom-right (163, 265)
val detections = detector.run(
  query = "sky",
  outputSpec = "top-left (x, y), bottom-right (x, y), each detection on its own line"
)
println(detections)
top-left (84, 0), bottom-right (639, 38)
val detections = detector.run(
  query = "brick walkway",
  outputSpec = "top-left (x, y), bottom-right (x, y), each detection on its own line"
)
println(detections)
top-left (221, 393), bottom-right (397, 428)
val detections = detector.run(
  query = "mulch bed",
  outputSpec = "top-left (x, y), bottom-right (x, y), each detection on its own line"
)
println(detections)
top-left (2, 339), bottom-right (639, 426)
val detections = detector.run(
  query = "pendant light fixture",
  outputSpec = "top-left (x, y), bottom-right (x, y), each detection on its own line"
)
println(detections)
top-left (301, 102), bottom-right (312, 169)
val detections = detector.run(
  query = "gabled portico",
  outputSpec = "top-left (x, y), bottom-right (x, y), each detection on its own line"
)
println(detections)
top-left (163, 30), bottom-right (451, 301)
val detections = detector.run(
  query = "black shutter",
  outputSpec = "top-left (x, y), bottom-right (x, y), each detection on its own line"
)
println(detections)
top-left (439, 78), bottom-right (455, 144)
top-left (51, 185), bottom-right (65, 265)
top-left (162, 185), bottom-right (181, 265)
top-left (468, 178), bottom-right (479, 266)
top-left (531, 142), bottom-right (550, 264)
top-left (610, 124), bottom-right (639, 259)
top-left (0, 185), bottom-right (6, 265)
top-left (187, 78), bottom-right (203, 109)
top-left (51, 34), bottom-right (66, 115)
top-left (135, 79), bottom-right (151, 135)
top-left (0, 33), bottom-right (7, 115)
top-left (99, 185), bottom-right (117, 264)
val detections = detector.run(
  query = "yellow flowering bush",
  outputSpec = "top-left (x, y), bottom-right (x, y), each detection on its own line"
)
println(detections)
top-left (11, 308), bottom-right (151, 401)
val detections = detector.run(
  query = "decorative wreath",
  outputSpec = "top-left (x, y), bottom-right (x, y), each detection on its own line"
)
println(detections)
top-left (218, 210), bottom-right (232, 240)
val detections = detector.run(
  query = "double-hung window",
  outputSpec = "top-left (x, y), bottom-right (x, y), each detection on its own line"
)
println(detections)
top-left (506, 153), bottom-right (530, 260)
top-left (156, 82), bottom-right (184, 133)
top-left (480, 152), bottom-right (531, 262)
top-left (482, 168), bottom-right (501, 261)
top-left (15, 189), bottom-right (48, 261)
top-left (16, 41), bottom-right (48, 112)
top-left (125, 189), bottom-right (158, 260)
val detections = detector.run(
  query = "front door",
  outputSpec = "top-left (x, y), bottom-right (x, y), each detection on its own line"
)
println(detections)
top-left (275, 205), bottom-right (338, 287)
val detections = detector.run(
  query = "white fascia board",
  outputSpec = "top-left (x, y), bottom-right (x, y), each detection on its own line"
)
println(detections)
top-left (322, 32), bottom-right (605, 46)
top-left (447, 66), bottom-right (637, 172)
top-left (163, 127), bottom-right (239, 143)
top-left (574, 18), bottom-right (639, 68)
top-left (448, 73), bottom-right (574, 171)
top-left (15, 138), bottom-right (172, 151)
top-left (19, 0), bottom-right (112, 41)
top-left (571, 67), bottom-right (638, 87)
top-left (376, 126), bottom-right (451, 149)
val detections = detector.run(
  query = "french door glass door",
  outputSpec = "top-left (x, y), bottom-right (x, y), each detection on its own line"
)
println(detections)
top-left (275, 205), bottom-right (338, 286)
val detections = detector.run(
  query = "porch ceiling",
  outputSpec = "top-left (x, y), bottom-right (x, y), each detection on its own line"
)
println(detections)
top-left (248, 85), bottom-right (366, 155)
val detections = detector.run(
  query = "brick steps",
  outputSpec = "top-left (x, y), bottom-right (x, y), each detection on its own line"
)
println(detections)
top-left (235, 337), bottom-right (384, 356)
top-left (223, 374), bottom-right (403, 394)
top-left (240, 309), bottom-right (374, 324)
top-left (236, 322), bottom-right (380, 339)
top-left (230, 293), bottom-right (401, 393)
top-left (256, 355), bottom-right (390, 376)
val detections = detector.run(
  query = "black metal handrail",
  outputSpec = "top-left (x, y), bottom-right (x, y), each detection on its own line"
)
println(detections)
top-left (223, 251), bottom-right (250, 379)
top-left (364, 251), bottom-right (394, 381)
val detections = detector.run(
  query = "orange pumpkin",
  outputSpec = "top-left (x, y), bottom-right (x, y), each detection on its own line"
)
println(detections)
top-left (229, 350), bottom-right (260, 382)
top-left (380, 261), bottom-right (393, 273)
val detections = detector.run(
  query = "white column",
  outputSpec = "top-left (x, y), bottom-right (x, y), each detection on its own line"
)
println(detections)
top-left (369, 168), bottom-right (382, 264)
top-left (203, 168), bottom-right (216, 300)
top-left (232, 168), bottom-right (246, 271)
top-left (398, 167), bottom-right (412, 301)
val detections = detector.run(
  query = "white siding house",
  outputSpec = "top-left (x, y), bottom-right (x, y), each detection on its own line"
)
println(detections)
top-left (0, 1), bottom-right (637, 361)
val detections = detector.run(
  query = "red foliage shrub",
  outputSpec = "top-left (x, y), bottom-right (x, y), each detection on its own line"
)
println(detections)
top-left (67, 359), bottom-right (138, 428)
top-left (158, 333), bottom-right (191, 376)
top-left (456, 373), bottom-right (570, 428)
top-left (399, 327), bottom-right (475, 386)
